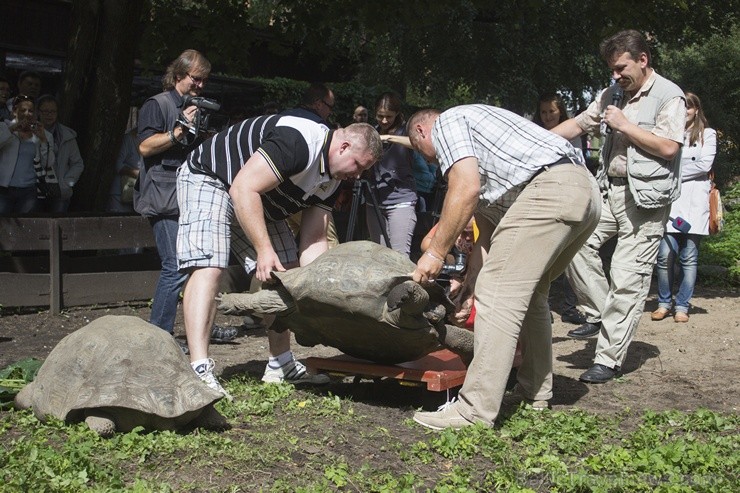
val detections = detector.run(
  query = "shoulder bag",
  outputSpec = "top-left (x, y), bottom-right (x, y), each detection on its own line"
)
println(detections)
top-left (708, 171), bottom-right (724, 235)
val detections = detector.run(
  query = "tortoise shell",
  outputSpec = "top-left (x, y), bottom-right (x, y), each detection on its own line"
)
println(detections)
top-left (270, 241), bottom-right (455, 363)
top-left (15, 315), bottom-right (223, 430)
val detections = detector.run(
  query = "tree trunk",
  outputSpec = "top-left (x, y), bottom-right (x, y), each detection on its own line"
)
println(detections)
top-left (62, 0), bottom-right (144, 212)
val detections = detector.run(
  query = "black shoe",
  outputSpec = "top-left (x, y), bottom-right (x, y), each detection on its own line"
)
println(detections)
top-left (579, 364), bottom-right (621, 383)
top-left (561, 309), bottom-right (587, 325)
top-left (211, 325), bottom-right (239, 343)
top-left (567, 322), bottom-right (601, 339)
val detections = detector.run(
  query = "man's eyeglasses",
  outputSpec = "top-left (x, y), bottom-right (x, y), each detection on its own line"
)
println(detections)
top-left (320, 99), bottom-right (334, 111)
top-left (187, 73), bottom-right (208, 86)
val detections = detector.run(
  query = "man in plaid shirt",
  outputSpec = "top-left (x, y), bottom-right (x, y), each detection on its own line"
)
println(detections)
top-left (407, 105), bottom-right (600, 430)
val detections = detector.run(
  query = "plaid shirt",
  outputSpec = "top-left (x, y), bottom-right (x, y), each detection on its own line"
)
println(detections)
top-left (432, 104), bottom-right (584, 225)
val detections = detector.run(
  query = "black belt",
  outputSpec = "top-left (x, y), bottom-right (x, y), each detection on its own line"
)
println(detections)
top-left (531, 157), bottom-right (573, 181)
top-left (608, 176), bottom-right (627, 186)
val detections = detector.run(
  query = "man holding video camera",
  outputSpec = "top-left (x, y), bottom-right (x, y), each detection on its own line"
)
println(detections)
top-left (134, 49), bottom-right (235, 346)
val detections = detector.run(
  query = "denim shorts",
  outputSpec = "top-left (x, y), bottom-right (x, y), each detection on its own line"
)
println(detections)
top-left (176, 165), bottom-right (298, 273)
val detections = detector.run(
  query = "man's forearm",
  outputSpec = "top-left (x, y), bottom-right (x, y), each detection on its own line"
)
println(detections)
top-left (427, 158), bottom-right (479, 259)
top-left (233, 191), bottom-right (272, 255)
top-left (138, 126), bottom-right (186, 157)
top-left (551, 118), bottom-right (585, 141)
top-left (381, 134), bottom-right (412, 149)
top-left (619, 122), bottom-right (681, 160)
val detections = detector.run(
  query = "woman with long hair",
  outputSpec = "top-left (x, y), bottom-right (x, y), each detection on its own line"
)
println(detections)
top-left (652, 92), bottom-right (717, 323)
top-left (366, 92), bottom-right (417, 256)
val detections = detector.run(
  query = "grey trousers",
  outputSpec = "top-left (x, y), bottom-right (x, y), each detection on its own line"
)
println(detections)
top-left (366, 203), bottom-right (417, 257)
top-left (565, 182), bottom-right (670, 369)
top-left (456, 164), bottom-right (601, 425)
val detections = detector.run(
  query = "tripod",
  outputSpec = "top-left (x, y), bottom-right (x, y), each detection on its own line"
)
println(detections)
top-left (344, 179), bottom-right (391, 245)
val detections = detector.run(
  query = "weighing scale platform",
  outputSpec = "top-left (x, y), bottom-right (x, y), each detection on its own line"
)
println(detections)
top-left (305, 349), bottom-right (467, 392)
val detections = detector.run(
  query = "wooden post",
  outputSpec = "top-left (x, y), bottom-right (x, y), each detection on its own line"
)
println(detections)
top-left (49, 220), bottom-right (61, 315)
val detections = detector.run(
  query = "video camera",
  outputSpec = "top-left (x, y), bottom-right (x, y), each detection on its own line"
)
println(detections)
top-left (177, 95), bottom-right (221, 142)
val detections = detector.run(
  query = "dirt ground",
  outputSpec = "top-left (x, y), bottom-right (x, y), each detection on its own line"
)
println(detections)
top-left (1, 283), bottom-right (738, 416)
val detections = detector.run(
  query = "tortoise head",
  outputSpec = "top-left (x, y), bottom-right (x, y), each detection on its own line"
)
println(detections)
top-left (386, 280), bottom-right (429, 316)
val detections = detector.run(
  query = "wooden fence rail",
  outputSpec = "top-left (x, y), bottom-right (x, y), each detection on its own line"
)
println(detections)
top-left (0, 215), bottom-right (160, 314)
top-left (0, 211), bottom-right (440, 315)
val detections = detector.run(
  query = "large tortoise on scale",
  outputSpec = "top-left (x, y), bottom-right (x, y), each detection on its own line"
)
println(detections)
top-left (219, 241), bottom-right (474, 364)
top-left (15, 315), bottom-right (228, 437)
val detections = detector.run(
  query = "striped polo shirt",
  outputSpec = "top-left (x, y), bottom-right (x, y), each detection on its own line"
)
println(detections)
top-left (187, 115), bottom-right (340, 221)
top-left (432, 104), bottom-right (584, 224)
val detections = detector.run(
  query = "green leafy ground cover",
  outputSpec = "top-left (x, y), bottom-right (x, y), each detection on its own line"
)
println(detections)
top-left (0, 358), bottom-right (41, 408)
top-left (699, 181), bottom-right (740, 285)
top-left (1, 375), bottom-right (737, 492)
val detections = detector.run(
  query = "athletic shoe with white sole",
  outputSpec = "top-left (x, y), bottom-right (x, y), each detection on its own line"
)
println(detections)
top-left (193, 358), bottom-right (233, 401)
top-left (262, 359), bottom-right (330, 385)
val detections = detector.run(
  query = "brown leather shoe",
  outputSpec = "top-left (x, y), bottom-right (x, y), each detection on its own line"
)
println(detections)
top-left (651, 307), bottom-right (670, 321)
top-left (674, 312), bottom-right (689, 323)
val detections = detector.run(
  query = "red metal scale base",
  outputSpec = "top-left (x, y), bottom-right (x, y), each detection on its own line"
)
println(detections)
top-left (305, 349), bottom-right (467, 392)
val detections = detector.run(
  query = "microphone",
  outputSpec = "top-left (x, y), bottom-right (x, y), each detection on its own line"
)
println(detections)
top-left (669, 216), bottom-right (691, 234)
top-left (182, 95), bottom-right (221, 112)
top-left (605, 86), bottom-right (623, 134)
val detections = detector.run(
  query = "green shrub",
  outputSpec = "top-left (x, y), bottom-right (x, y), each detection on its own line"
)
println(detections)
top-left (699, 182), bottom-right (740, 286)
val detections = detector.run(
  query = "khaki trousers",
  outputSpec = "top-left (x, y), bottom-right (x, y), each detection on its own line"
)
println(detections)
top-left (457, 164), bottom-right (601, 425)
top-left (565, 182), bottom-right (670, 368)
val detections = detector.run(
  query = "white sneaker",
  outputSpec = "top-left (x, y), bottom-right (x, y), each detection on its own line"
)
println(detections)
top-left (193, 358), bottom-right (233, 401)
top-left (262, 359), bottom-right (330, 385)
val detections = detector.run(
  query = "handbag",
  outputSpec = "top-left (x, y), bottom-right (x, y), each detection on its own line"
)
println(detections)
top-left (37, 175), bottom-right (62, 199)
top-left (34, 152), bottom-right (61, 200)
top-left (708, 171), bottom-right (724, 235)
top-left (133, 164), bottom-right (180, 216)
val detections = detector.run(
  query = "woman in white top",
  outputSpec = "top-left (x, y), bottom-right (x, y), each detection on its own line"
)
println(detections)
top-left (652, 92), bottom-right (717, 323)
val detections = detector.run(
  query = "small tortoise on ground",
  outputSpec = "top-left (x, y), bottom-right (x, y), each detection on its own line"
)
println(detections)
top-left (219, 241), bottom-right (474, 364)
top-left (14, 315), bottom-right (228, 437)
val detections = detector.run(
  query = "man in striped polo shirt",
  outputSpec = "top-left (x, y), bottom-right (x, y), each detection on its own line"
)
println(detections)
top-left (407, 105), bottom-right (601, 430)
top-left (176, 115), bottom-right (382, 398)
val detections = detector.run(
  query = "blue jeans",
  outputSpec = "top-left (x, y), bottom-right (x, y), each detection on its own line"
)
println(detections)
top-left (149, 216), bottom-right (188, 333)
top-left (0, 186), bottom-right (39, 215)
top-left (656, 233), bottom-right (701, 313)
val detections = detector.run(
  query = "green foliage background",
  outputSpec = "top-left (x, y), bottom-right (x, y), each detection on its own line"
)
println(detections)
top-left (698, 182), bottom-right (740, 285)
top-left (662, 27), bottom-right (740, 188)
